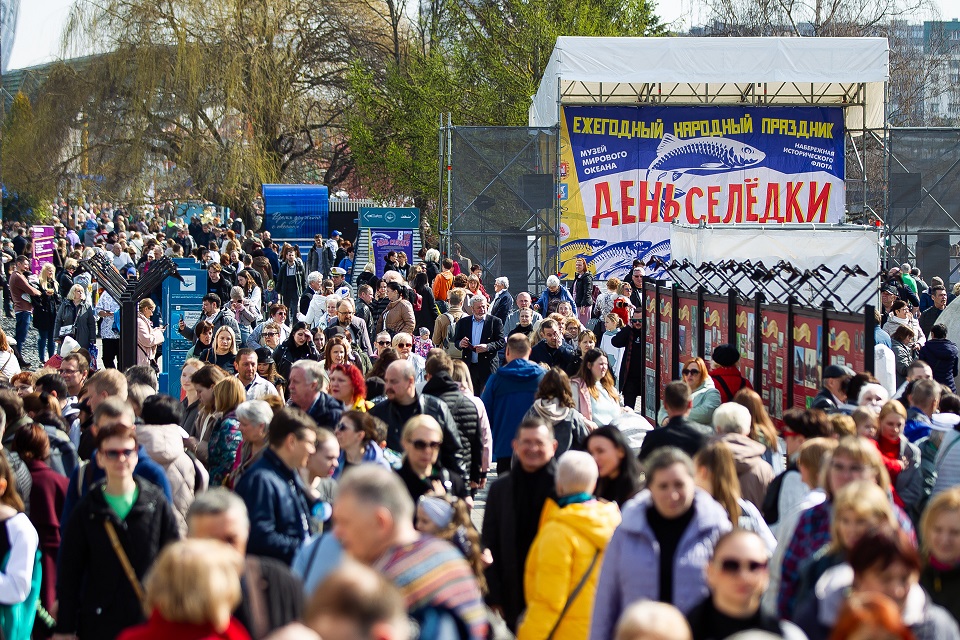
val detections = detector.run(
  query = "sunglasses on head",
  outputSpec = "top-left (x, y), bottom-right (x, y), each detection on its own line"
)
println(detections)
top-left (718, 558), bottom-right (768, 575)
top-left (410, 439), bottom-right (441, 451)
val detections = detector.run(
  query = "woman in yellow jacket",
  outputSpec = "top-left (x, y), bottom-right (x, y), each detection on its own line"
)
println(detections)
top-left (518, 450), bottom-right (622, 640)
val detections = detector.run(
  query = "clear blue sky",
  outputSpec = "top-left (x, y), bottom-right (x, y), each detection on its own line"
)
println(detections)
top-left (6, 0), bottom-right (960, 71)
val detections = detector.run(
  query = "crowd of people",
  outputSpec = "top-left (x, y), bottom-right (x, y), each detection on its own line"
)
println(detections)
top-left (0, 209), bottom-right (959, 640)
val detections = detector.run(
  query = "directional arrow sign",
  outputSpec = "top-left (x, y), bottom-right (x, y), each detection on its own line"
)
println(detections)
top-left (359, 207), bottom-right (420, 230)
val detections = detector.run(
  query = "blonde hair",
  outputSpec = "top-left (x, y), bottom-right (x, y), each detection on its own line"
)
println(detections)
top-left (829, 413), bottom-right (858, 438)
top-left (878, 399), bottom-right (908, 422)
top-left (143, 539), bottom-right (243, 630)
top-left (920, 487), bottom-right (960, 560)
top-left (138, 298), bottom-right (156, 313)
top-left (213, 376), bottom-right (245, 414)
top-left (212, 325), bottom-right (238, 356)
top-left (822, 436), bottom-right (891, 499)
top-left (829, 480), bottom-right (895, 553)
top-left (402, 414), bottom-right (443, 442)
top-left (797, 438), bottom-right (839, 487)
top-left (614, 601), bottom-right (692, 640)
top-left (605, 277), bottom-right (622, 292)
top-left (449, 360), bottom-right (474, 395)
top-left (604, 312), bottom-right (624, 329)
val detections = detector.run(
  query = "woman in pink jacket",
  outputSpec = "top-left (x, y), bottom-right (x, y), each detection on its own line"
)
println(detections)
top-left (137, 298), bottom-right (165, 368)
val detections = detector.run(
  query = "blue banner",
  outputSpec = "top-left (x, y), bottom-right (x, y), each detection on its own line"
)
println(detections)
top-left (371, 230), bottom-right (414, 278)
top-left (557, 105), bottom-right (845, 281)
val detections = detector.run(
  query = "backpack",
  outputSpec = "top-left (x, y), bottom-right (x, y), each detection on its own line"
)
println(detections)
top-left (412, 291), bottom-right (423, 312)
top-left (442, 312), bottom-right (464, 358)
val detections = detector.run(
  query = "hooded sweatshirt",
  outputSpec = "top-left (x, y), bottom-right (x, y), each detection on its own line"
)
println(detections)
top-left (481, 358), bottom-right (546, 459)
top-left (518, 499), bottom-right (622, 640)
top-left (524, 399), bottom-right (590, 456)
top-left (719, 433), bottom-right (775, 509)
top-left (138, 423), bottom-right (209, 535)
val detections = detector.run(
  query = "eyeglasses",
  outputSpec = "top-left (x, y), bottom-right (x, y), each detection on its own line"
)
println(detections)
top-left (377, 340), bottom-right (391, 346)
top-left (102, 448), bottom-right (136, 460)
top-left (718, 559), bottom-right (768, 575)
top-left (410, 439), bottom-right (441, 451)
top-left (682, 369), bottom-right (699, 376)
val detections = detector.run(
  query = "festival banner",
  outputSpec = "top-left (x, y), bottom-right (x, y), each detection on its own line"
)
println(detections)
top-left (792, 311), bottom-right (824, 409)
top-left (371, 230), bottom-right (414, 278)
top-left (557, 105), bottom-right (845, 280)
top-left (31, 226), bottom-right (55, 276)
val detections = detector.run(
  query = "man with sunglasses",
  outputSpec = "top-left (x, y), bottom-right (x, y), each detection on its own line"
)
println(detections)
top-left (610, 310), bottom-right (647, 411)
top-left (324, 299), bottom-right (373, 357)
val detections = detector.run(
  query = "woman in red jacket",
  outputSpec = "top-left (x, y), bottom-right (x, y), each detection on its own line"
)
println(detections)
top-left (117, 539), bottom-right (250, 640)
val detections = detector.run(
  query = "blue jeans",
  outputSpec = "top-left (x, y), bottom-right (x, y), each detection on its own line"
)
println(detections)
top-left (14, 312), bottom-right (31, 361)
top-left (37, 328), bottom-right (54, 362)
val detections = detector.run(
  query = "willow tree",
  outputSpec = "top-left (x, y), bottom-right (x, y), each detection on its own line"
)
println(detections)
top-left (56, 0), bottom-right (368, 226)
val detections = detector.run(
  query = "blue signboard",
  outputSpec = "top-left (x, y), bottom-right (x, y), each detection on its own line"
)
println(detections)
top-left (359, 207), bottom-right (419, 229)
top-left (162, 259), bottom-right (207, 398)
top-left (262, 184), bottom-right (330, 238)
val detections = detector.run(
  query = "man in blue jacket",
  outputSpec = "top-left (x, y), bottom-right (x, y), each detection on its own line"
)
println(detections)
top-left (236, 407), bottom-right (317, 563)
top-left (481, 334), bottom-right (545, 474)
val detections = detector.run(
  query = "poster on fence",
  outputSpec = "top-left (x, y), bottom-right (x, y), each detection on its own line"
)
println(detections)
top-left (644, 282), bottom-right (658, 422)
top-left (761, 306), bottom-right (789, 425)
top-left (677, 292), bottom-right (699, 363)
top-left (736, 304), bottom-right (757, 386)
top-left (792, 311), bottom-right (824, 409)
top-left (557, 105), bottom-right (845, 281)
top-left (372, 230), bottom-right (414, 278)
top-left (827, 314), bottom-right (868, 374)
top-left (31, 226), bottom-right (55, 276)
top-left (659, 296), bottom-right (673, 405)
top-left (702, 295), bottom-right (730, 362)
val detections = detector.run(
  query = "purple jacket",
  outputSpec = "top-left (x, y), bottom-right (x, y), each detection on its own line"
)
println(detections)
top-left (589, 488), bottom-right (731, 640)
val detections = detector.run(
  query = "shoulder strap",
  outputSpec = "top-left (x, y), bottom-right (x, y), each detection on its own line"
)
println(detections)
top-left (103, 520), bottom-right (145, 603)
top-left (244, 556), bottom-right (270, 640)
top-left (713, 374), bottom-right (734, 401)
top-left (546, 549), bottom-right (601, 640)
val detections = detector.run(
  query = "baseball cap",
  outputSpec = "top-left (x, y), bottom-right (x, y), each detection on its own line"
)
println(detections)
top-left (881, 284), bottom-right (898, 296)
top-left (254, 347), bottom-right (275, 365)
top-left (331, 230), bottom-right (342, 237)
top-left (823, 364), bottom-right (855, 379)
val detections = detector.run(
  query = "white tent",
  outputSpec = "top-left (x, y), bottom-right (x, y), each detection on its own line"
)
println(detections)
top-left (529, 36), bottom-right (889, 131)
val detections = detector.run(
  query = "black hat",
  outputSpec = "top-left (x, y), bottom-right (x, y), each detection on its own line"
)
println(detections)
top-left (254, 347), bottom-right (275, 365)
top-left (823, 364), bottom-right (855, 379)
top-left (711, 344), bottom-right (739, 368)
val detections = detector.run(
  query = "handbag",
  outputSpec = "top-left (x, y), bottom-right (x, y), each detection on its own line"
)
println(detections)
top-left (545, 549), bottom-right (600, 639)
top-left (103, 520), bottom-right (145, 603)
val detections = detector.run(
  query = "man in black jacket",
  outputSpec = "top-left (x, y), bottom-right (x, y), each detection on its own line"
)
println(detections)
top-left (528, 318), bottom-right (576, 371)
top-left (369, 360), bottom-right (466, 478)
top-left (481, 419), bottom-right (557, 632)
top-left (639, 381), bottom-right (711, 461)
top-left (810, 364), bottom-right (854, 413)
top-left (611, 310), bottom-right (646, 411)
top-left (422, 351), bottom-right (485, 489)
top-left (453, 295), bottom-right (505, 394)
top-left (188, 489), bottom-right (304, 639)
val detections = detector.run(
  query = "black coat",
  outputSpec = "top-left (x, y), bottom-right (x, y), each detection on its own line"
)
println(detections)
top-left (573, 271), bottom-right (594, 308)
top-left (422, 372), bottom-right (482, 483)
top-left (414, 285), bottom-right (439, 331)
top-left (396, 458), bottom-right (468, 507)
top-left (273, 339), bottom-right (322, 380)
top-left (638, 415), bottom-right (710, 461)
top-left (453, 314), bottom-right (505, 375)
top-left (55, 478), bottom-right (180, 638)
top-left (236, 555), bottom-right (304, 640)
top-left (369, 394), bottom-right (465, 477)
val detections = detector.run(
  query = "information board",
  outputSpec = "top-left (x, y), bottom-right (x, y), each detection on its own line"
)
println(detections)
top-left (162, 259), bottom-right (206, 398)
top-left (371, 230), bottom-right (415, 278)
top-left (676, 291), bottom-right (698, 364)
top-left (760, 306), bottom-right (789, 425)
top-left (736, 303), bottom-right (757, 386)
top-left (702, 294), bottom-right (730, 362)
top-left (792, 310), bottom-right (824, 409)
top-left (31, 226), bottom-right (55, 275)
top-left (827, 312), bottom-right (867, 374)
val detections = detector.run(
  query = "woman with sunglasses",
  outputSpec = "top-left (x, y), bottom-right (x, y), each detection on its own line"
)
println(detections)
top-left (334, 410), bottom-right (389, 479)
top-left (686, 530), bottom-right (804, 640)
top-left (657, 357), bottom-right (721, 427)
top-left (256, 320), bottom-right (284, 352)
top-left (273, 321), bottom-right (322, 380)
top-left (395, 415), bottom-right (467, 506)
top-left (392, 332), bottom-right (425, 384)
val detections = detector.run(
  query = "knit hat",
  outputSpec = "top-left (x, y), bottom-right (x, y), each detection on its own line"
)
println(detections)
top-left (711, 344), bottom-right (739, 368)
top-left (418, 496), bottom-right (455, 529)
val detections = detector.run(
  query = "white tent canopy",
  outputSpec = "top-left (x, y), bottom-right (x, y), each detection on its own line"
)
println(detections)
top-left (529, 36), bottom-right (889, 130)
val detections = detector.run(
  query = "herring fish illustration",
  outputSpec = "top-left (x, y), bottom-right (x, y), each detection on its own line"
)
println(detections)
top-left (588, 241), bottom-right (652, 276)
top-left (552, 238), bottom-right (607, 260)
top-left (647, 134), bottom-right (766, 182)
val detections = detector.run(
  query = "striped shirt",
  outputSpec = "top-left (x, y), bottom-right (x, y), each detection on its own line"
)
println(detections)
top-left (374, 535), bottom-right (488, 640)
